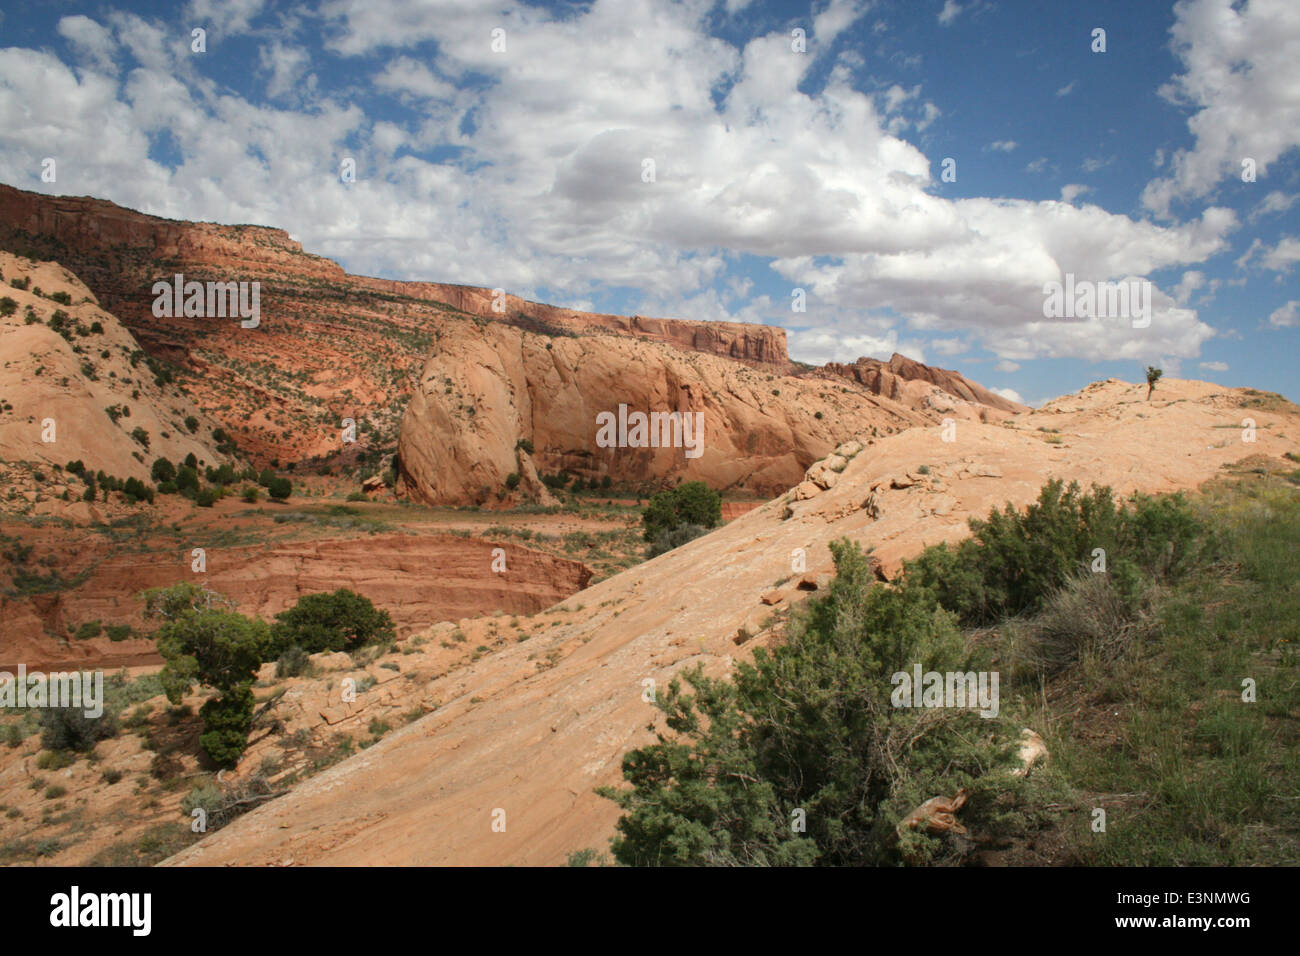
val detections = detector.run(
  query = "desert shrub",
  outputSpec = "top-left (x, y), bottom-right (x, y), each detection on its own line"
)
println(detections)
top-left (268, 589), bottom-right (395, 656)
top-left (74, 620), bottom-right (102, 640)
top-left (185, 416), bottom-right (199, 433)
top-left (181, 773), bottom-right (275, 830)
top-left (600, 539), bottom-right (1016, 866)
top-left (195, 487), bottom-right (217, 508)
top-left (39, 705), bottom-right (119, 753)
top-left (105, 624), bottom-right (132, 642)
top-left (197, 687), bottom-right (255, 767)
top-left (176, 465), bottom-right (200, 496)
top-left (1002, 572), bottom-right (1155, 675)
top-left (641, 481), bottom-right (722, 542)
top-left (346, 490), bottom-right (367, 502)
top-left (36, 750), bottom-right (73, 771)
top-left (130, 426), bottom-right (150, 449)
top-left (515, 438), bottom-right (534, 455)
top-left (647, 523), bottom-right (708, 558)
top-left (505, 472), bottom-right (521, 491)
top-left (123, 477), bottom-right (154, 504)
top-left (275, 645), bottom-right (312, 679)
top-left (0, 297), bottom-right (17, 317)
top-left (147, 584), bottom-right (271, 766)
top-left (241, 485), bottom-right (260, 503)
top-left (151, 458), bottom-right (176, 484)
top-left (267, 476), bottom-right (292, 500)
top-left (901, 479), bottom-right (1207, 626)
top-left (205, 463), bottom-right (236, 486)
top-left (50, 290), bottom-right (72, 305)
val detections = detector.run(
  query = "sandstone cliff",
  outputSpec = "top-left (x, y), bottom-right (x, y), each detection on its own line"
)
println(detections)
top-left (820, 352), bottom-right (1027, 419)
top-left (395, 320), bottom-right (930, 505)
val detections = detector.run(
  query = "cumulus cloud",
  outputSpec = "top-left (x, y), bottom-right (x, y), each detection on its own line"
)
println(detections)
top-left (1142, 0), bottom-right (1300, 217)
top-left (1269, 300), bottom-right (1299, 327)
top-left (1060, 184), bottom-right (1090, 204)
top-left (1259, 236), bottom-right (1300, 273)
top-left (991, 386), bottom-right (1023, 403)
top-left (0, 0), bottom-right (1243, 369)
top-left (57, 15), bottom-right (119, 75)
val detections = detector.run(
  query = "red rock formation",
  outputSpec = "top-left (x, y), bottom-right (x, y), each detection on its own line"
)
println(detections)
top-left (0, 533), bottom-right (592, 672)
top-left (820, 353), bottom-right (1027, 417)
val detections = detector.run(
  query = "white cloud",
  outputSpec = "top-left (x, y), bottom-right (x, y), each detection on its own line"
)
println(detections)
top-left (938, 1), bottom-right (963, 27)
top-left (1055, 81), bottom-right (1074, 97)
top-left (185, 0), bottom-right (268, 35)
top-left (373, 56), bottom-right (457, 100)
top-left (988, 140), bottom-right (1017, 152)
top-left (1172, 269), bottom-right (1206, 305)
top-left (57, 16), bottom-right (119, 75)
top-left (788, 326), bottom-right (928, 365)
top-left (1199, 360), bottom-right (1229, 371)
top-left (995, 359), bottom-right (1020, 372)
top-left (992, 386), bottom-right (1023, 403)
top-left (0, 0), bottom-right (1243, 370)
top-left (1249, 190), bottom-right (1298, 221)
top-left (1259, 236), bottom-right (1300, 273)
top-left (259, 41), bottom-right (314, 101)
top-left (813, 0), bottom-right (868, 45)
top-left (1142, 0), bottom-right (1300, 217)
top-left (1060, 183), bottom-right (1090, 204)
top-left (1268, 300), bottom-right (1300, 327)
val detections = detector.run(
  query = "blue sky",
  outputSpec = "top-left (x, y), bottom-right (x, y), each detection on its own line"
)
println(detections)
top-left (0, 0), bottom-right (1296, 405)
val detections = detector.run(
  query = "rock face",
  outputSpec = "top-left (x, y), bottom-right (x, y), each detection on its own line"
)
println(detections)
top-left (0, 250), bottom-right (229, 499)
top-left (0, 184), bottom-right (1016, 490)
top-left (0, 184), bottom-right (790, 469)
top-left (0, 533), bottom-right (592, 672)
top-left (395, 320), bottom-right (930, 505)
top-left (821, 353), bottom-right (1027, 420)
top-left (164, 378), bottom-right (1299, 868)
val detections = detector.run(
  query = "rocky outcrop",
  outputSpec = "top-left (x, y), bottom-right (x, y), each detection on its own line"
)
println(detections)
top-left (395, 320), bottom-right (929, 505)
top-left (820, 353), bottom-right (1027, 419)
top-left (0, 533), bottom-right (592, 672)
top-left (0, 250), bottom-right (229, 498)
top-left (0, 185), bottom-right (1015, 477)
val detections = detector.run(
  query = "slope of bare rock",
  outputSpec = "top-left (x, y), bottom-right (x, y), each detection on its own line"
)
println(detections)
top-left (165, 378), bottom-right (1299, 866)
top-left (0, 251), bottom-right (229, 508)
top-left (396, 319), bottom-right (932, 505)
top-left (0, 533), bottom-right (592, 673)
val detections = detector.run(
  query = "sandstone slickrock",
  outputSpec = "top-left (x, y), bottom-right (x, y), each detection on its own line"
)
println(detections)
top-left (162, 378), bottom-right (1297, 867)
